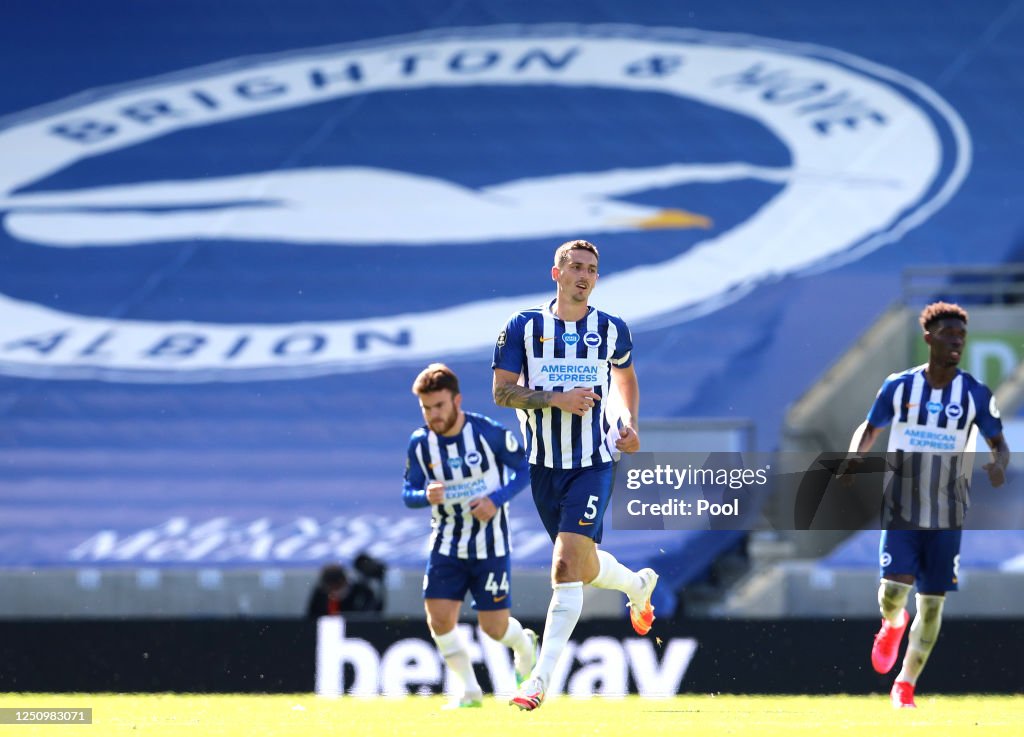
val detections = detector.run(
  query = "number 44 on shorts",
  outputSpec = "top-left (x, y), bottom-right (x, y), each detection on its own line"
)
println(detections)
top-left (485, 572), bottom-right (510, 600)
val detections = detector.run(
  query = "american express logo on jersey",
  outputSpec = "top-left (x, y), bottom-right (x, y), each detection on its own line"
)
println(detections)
top-left (896, 427), bottom-right (960, 452)
top-left (534, 361), bottom-right (601, 385)
top-left (442, 477), bottom-right (488, 501)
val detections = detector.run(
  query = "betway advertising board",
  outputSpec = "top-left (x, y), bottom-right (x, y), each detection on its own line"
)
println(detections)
top-left (1, 618), bottom-right (1020, 694)
top-left (315, 617), bottom-right (696, 698)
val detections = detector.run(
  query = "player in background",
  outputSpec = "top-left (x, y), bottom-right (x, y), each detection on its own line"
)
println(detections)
top-left (403, 363), bottom-right (539, 709)
top-left (847, 302), bottom-right (1010, 708)
top-left (493, 239), bottom-right (658, 711)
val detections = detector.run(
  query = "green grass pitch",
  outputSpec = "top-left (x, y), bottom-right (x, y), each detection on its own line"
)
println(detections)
top-left (2, 693), bottom-right (1022, 736)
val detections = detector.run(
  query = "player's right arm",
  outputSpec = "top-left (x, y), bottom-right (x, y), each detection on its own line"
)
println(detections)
top-left (492, 368), bottom-right (600, 415)
top-left (837, 422), bottom-right (885, 486)
top-left (853, 423), bottom-right (885, 456)
top-left (492, 367), bottom-right (551, 408)
top-left (839, 376), bottom-right (898, 482)
top-left (401, 433), bottom-right (433, 508)
top-left (855, 373), bottom-right (903, 456)
top-left (491, 312), bottom-right (598, 415)
top-left (491, 313), bottom-right (551, 409)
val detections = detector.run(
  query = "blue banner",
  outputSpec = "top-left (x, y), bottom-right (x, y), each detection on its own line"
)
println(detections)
top-left (1, 1), bottom-right (1021, 573)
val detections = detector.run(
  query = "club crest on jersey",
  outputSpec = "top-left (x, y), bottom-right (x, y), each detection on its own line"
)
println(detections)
top-left (562, 333), bottom-right (580, 346)
top-left (583, 331), bottom-right (602, 348)
top-left (0, 25), bottom-right (967, 382)
top-left (465, 451), bottom-right (482, 466)
top-left (944, 403), bottom-right (963, 420)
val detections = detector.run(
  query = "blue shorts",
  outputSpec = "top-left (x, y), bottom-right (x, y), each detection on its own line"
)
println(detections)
top-left (529, 462), bottom-right (614, 543)
top-left (422, 551), bottom-right (512, 611)
top-left (880, 529), bottom-right (961, 593)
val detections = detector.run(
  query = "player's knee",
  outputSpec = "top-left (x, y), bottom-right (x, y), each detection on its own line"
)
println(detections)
top-left (479, 618), bottom-right (507, 641)
top-left (425, 610), bottom-right (456, 636)
top-left (879, 580), bottom-right (911, 607)
top-left (917, 594), bottom-right (945, 624)
top-left (428, 620), bottom-right (456, 636)
top-left (552, 556), bottom-right (577, 583)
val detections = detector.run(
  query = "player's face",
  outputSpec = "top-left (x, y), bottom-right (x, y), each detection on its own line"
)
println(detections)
top-left (418, 390), bottom-right (462, 436)
top-left (926, 318), bottom-right (966, 367)
top-left (553, 250), bottom-right (599, 303)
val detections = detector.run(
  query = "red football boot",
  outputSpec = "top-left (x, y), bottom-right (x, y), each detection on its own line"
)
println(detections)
top-left (871, 609), bottom-right (909, 674)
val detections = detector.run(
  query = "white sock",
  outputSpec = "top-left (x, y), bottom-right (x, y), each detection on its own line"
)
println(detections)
top-left (497, 615), bottom-right (533, 664)
top-left (878, 580), bottom-right (912, 624)
top-left (896, 594), bottom-right (945, 685)
top-left (532, 582), bottom-right (583, 687)
top-left (432, 629), bottom-right (482, 699)
top-left (589, 549), bottom-right (643, 602)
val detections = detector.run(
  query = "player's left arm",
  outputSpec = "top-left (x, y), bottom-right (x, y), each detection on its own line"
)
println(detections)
top-left (974, 385), bottom-right (1010, 487)
top-left (470, 426), bottom-right (529, 521)
top-left (611, 363), bottom-right (640, 453)
top-left (982, 433), bottom-right (1010, 488)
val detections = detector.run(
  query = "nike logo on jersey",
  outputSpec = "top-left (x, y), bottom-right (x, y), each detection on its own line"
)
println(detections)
top-left (578, 520), bottom-right (595, 526)
top-left (539, 336), bottom-right (556, 342)
top-left (492, 594), bottom-right (508, 603)
top-left (904, 403), bottom-right (918, 409)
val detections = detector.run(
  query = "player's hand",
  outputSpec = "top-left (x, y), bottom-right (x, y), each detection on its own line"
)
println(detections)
top-left (426, 481), bottom-right (445, 505)
top-left (468, 496), bottom-right (497, 521)
top-left (836, 456), bottom-right (864, 488)
top-left (555, 387), bottom-right (601, 416)
top-left (615, 425), bottom-right (640, 453)
top-left (984, 462), bottom-right (1006, 488)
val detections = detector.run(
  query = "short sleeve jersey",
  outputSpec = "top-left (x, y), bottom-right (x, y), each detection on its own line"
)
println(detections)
top-left (867, 365), bottom-right (1003, 528)
top-left (492, 300), bottom-right (633, 469)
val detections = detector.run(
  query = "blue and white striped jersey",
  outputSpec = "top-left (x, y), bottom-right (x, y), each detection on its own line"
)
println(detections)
top-left (492, 300), bottom-right (633, 469)
top-left (402, 412), bottom-right (528, 559)
top-left (867, 365), bottom-right (1003, 529)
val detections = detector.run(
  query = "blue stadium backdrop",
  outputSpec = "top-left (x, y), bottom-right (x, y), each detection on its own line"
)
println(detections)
top-left (1, 1), bottom-right (1021, 606)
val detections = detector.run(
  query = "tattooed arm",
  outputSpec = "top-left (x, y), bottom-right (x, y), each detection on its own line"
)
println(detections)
top-left (493, 368), bottom-right (551, 408)
top-left (493, 368), bottom-right (597, 415)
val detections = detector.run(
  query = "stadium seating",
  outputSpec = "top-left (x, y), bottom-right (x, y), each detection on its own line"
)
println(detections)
top-left (1, 0), bottom-right (1022, 621)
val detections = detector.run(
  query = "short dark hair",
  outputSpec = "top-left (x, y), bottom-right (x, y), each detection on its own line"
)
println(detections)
top-left (919, 301), bottom-right (969, 332)
top-left (319, 563), bottom-right (348, 587)
top-left (554, 239), bottom-right (599, 268)
top-left (411, 362), bottom-right (460, 396)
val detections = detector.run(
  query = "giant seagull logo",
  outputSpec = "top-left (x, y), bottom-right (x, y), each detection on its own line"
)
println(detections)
top-left (0, 25), bottom-right (968, 381)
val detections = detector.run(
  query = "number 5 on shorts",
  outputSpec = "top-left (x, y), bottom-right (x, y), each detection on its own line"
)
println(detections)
top-left (585, 494), bottom-right (599, 520)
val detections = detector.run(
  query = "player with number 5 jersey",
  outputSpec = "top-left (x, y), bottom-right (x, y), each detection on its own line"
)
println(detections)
top-left (493, 240), bottom-right (659, 711)
top-left (403, 363), bottom-right (538, 709)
